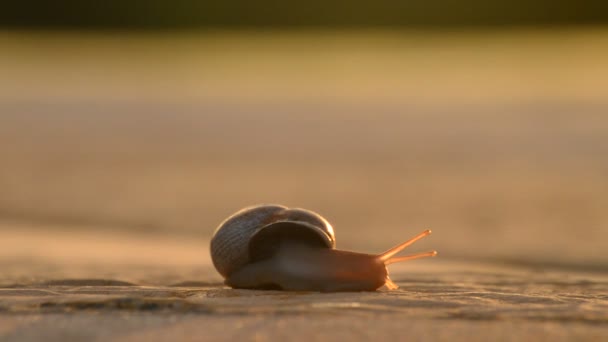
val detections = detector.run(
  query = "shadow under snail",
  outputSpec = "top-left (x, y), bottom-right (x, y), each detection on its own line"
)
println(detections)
top-left (210, 204), bottom-right (437, 292)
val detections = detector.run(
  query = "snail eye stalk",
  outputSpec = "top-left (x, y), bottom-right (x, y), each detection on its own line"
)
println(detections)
top-left (378, 229), bottom-right (435, 263)
top-left (384, 251), bottom-right (438, 265)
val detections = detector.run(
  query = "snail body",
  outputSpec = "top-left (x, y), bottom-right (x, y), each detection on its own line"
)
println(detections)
top-left (210, 204), bottom-right (437, 292)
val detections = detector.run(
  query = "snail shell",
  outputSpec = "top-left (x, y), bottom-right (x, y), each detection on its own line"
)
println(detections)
top-left (210, 204), bottom-right (336, 278)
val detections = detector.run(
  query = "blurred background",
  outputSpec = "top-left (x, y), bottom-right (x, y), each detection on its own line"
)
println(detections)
top-left (1, 1), bottom-right (607, 280)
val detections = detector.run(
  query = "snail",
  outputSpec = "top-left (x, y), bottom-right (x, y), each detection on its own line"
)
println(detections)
top-left (210, 204), bottom-right (437, 292)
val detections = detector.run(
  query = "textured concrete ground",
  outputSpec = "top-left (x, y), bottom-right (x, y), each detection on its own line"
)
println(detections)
top-left (1, 246), bottom-right (606, 341)
top-left (1, 235), bottom-right (607, 342)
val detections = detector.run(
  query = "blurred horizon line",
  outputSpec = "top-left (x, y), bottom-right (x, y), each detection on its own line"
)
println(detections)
top-left (2, 23), bottom-right (608, 33)
top-left (2, 1), bottom-right (608, 30)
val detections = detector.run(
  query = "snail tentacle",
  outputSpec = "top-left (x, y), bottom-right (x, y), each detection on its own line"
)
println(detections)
top-left (377, 229), bottom-right (433, 262)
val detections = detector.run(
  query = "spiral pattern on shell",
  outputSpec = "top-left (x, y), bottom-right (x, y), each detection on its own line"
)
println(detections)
top-left (210, 204), bottom-right (336, 278)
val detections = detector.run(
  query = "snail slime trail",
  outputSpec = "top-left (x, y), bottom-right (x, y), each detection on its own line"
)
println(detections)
top-left (210, 205), bottom-right (437, 292)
